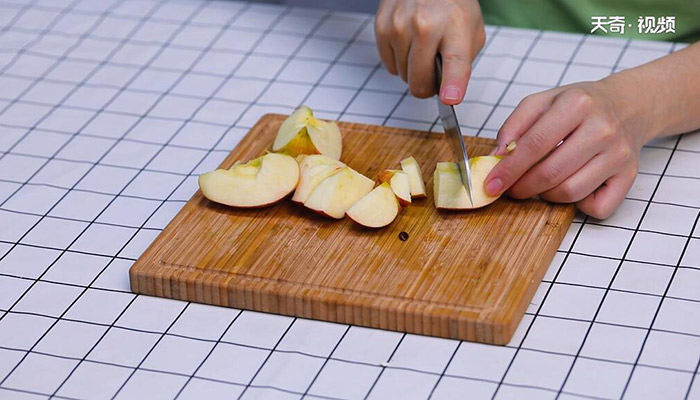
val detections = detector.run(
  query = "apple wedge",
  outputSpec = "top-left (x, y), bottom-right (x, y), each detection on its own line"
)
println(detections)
top-left (273, 106), bottom-right (342, 160)
top-left (292, 155), bottom-right (345, 204)
top-left (304, 166), bottom-right (374, 219)
top-left (378, 169), bottom-right (411, 206)
top-left (400, 156), bottom-right (426, 198)
top-left (198, 153), bottom-right (299, 208)
top-left (346, 182), bottom-right (399, 228)
top-left (296, 154), bottom-right (344, 169)
top-left (434, 155), bottom-right (502, 210)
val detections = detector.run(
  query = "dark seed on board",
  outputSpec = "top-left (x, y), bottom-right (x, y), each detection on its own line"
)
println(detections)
top-left (398, 231), bottom-right (409, 241)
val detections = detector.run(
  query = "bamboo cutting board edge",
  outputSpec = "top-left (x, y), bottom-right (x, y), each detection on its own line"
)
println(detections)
top-left (130, 114), bottom-right (575, 345)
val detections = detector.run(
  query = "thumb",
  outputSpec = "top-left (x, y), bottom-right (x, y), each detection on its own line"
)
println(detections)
top-left (438, 49), bottom-right (472, 105)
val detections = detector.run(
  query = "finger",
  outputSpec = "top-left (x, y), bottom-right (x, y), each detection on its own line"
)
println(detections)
top-left (376, 27), bottom-right (398, 75)
top-left (407, 29), bottom-right (440, 98)
top-left (391, 34), bottom-right (411, 82)
top-left (438, 32), bottom-right (473, 105)
top-left (374, 2), bottom-right (397, 75)
top-left (575, 166), bottom-right (637, 219)
top-left (540, 152), bottom-right (620, 203)
top-left (491, 91), bottom-right (558, 156)
top-left (508, 120), bottom-right (606, 199)
top-left (485, 89), bottom-right (593, 197)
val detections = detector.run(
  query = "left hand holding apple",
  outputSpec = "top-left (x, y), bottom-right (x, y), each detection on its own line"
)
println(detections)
top-left (484, 42), bottom-right (700, 220)
top-left (485, 78), bottom-right (653, 219)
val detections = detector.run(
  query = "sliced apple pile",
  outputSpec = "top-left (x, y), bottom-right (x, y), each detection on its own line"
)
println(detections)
top-left (434, 155), bottom-right (502, 210)
top-left (199, 153), bottom-right (299, 208)
top-left (273, 106), bottom-right (342, 160)
top-left (199, 106), bottom-right (458, 229)
top-left (400, 156), bottom-right (426, 198)
top-left (346, 183), bottom-right (399, 228)
top-left (378, 170), bottom-right (411, 206)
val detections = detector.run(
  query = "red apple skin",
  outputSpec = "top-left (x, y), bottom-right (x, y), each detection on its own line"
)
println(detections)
top-left (346, 213), bottom-right (390, 228)
top-left (396, 196), bottom-right (411, 207)
top-left (201, 189), bottom-right (295, 209)
top-left (346, 206), bottom-right (398, 229)
top-left (378, 170), bottom-right (413, 207)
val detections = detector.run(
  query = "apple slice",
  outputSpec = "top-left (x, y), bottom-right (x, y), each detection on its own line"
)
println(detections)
top-left (346, 182), bottom-right (399, 228)
top-left (273, 106), bottom-right (342, 160)
top-left (198, 153), bottom-right (299, 208)
top-left (400, 156), bottom-right (426, 198)
top-left (434, 155), bottom-right (502, 210)
top-left (378, 169), bottom-right (411, 206)
top-left (304, 166), bottom-right (374, 219)
top-left (293, 163), bottom-right (343, 204)
top-left (292, 155), bottom-right (345, 204)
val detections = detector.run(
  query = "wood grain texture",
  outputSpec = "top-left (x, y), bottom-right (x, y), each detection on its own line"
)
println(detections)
top-left (129, 114), bottom-right (575, 345)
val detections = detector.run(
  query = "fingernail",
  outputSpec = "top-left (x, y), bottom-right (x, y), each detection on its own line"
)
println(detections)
top-left (442, 85), bottom-right (461, 101)
top-left (488, 145), bottom-right (499, 155)
top-left (486, 178), bottom-right (503, 196)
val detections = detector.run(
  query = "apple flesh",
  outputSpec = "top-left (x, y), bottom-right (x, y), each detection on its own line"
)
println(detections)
top-left (304, 166), bottom-right (374, 219)
top-left (296, 154), bottom-right (345, 170)
top-left (346, 182), bottom-right (399, 228)
top-left (378, 170), bottom-right (411, 206)
top-left (292, 155), bottom-right (345, 204)
top-left (434, 155), bottom-right (502, 210)
top-left (273, 106), bottom-right (342, 160)
top-left (400, 156), bottom-right (426, 198)
top-left (199, 153), bottom-right (299, 208)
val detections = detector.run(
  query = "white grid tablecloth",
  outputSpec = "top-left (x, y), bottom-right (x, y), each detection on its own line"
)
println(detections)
top-left (1, 0), bottom-right (699, 399)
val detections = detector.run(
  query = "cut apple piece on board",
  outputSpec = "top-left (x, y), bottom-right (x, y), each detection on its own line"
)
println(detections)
top-left (198, 153), bottom-right (299, 208)
top-left (346, 182), bottom-right (399, 228)
top-left (292, 155), bottom-right (345, 204)
top-left (434, 156), bottom-right (502, 210)
top-left (400, 156), bottom-right (426, 198)
top-left (273, 106), bottom-right (343, 160)
top-left (304, 166), bottom-right (374, 219)
top-left (378, 169), bottom-right (411, 206)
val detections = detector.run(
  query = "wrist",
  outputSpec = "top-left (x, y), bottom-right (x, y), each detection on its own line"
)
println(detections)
top-left (599, 71), bottom-right (660, 146)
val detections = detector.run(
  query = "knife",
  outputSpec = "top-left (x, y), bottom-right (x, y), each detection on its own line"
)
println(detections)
top-left (435, 54), bottom-right (474, 206)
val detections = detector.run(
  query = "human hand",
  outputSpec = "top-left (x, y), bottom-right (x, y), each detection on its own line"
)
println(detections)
top-left (374, 0), bottom-right (485, 104)
top-left (485, 79), bottom-right (654, 219)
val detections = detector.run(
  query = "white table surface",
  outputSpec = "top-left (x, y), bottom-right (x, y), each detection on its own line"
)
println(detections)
top-left (1, 0), bottom-right (699, 399)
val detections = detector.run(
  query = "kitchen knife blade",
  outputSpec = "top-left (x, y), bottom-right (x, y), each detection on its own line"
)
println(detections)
top-left (435, 54), bottom-right (474, 206)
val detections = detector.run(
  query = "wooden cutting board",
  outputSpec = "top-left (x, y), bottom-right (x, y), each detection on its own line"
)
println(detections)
top-left (130, 114), bottom-right (575, 345)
